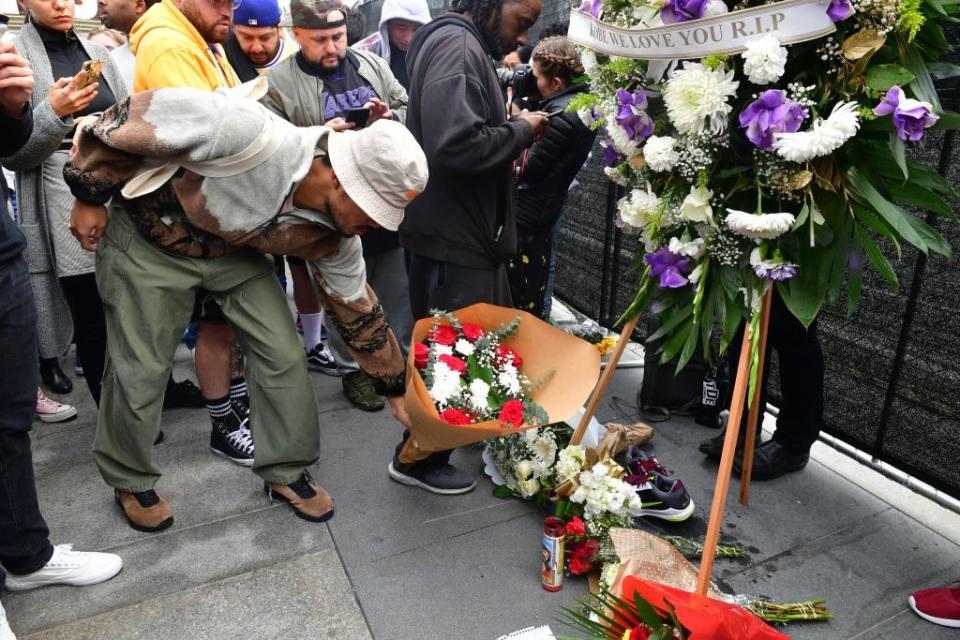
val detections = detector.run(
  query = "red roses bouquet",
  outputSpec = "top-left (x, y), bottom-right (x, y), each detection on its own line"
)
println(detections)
top-left (399, 304), bottom-right (601, 463)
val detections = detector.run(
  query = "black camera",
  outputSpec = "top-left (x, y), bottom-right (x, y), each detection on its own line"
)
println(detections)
top-left (497, 63), bottom-right (536, 100)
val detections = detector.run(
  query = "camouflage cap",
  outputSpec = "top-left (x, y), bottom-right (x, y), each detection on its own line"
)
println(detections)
top-left (290, 0), bottom-right (347, 29)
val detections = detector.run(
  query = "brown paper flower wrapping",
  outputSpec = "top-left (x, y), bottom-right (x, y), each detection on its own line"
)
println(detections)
top-left (399, 304), bottom-right (601, 463)
top-left (596, 421), bottom-right (655, 459)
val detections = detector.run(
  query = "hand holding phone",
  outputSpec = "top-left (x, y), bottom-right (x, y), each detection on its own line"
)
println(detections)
top-left (74, 59), bottom-right (103, 91)
top-left (345, 107), bottom-right (370, 129)
top-left (0, 35), bottom-right (35, 118)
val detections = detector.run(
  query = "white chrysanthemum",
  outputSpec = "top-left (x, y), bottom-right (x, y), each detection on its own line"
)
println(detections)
top-left (619, 187), bottom-right (660, 229)
top-left (741, 35), bottom-right (788, 85)
top-left (725, 209), bottom-right (796, 240)
top-left (677, 185), bottom-right (714, 225)
top-left (668, 236), bottom-right (705, 258)
top-left (773, 101), bottom-right (860, 162)
top-left (428, 362), bottom-right (462, 406)
top-left (662, 62), bottom-right (739, 135)
top-left (455, 338), bottom-right (475, 357)
top-left (515, 459), bottom-right (533, 480)
top-left (468, 378), bottom-right (490, 413)
top-left (577, 108), bottom-right (595, 128)
top-left (531, 436), bottom-right (557, 466)
top-left (497, 364), bottom-right (522, 395)
top-left (642, 135), bottom-right (679, 172)
top-left (516, 478), bottom-right (541, 499)
top-left (606, 121), bottom-right (640, 156)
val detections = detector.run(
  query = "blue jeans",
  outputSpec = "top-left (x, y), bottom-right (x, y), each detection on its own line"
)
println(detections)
top-left (0, 256), bottom-right (53, 582)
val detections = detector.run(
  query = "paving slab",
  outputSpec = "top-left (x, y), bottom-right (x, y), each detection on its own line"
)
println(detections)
top-left (4, 505), bottom-right (334, 635)
top-left (21, 549), bottom-right (370, 640)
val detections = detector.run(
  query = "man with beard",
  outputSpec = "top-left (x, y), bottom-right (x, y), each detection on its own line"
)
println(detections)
top-left (223, 0), bottom-right (297, 81)
top-left (261, 0), bottom-right (414, 416)
top-left (388, 0), bottom-right (548, 494)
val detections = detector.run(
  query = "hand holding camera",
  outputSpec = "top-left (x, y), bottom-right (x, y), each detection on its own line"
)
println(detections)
top-left (517, 110), bottom-right (549, 142)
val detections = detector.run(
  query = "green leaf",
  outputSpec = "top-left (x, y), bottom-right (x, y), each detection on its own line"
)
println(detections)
top-left (853, 224), bottom-right (899, 290)
top-left (934, 110), bottom-right (960, 130)
top-left (846, 167), bottom-right (928, 253)
top-left (491, 484), bottom-right (515, 499)
top-left (904, 214), bottom-right (952, 257)
top-left (647, 303), bottom-right (694, 343)
top-left (889, 134), bottom-right (908, 181)
top-left (887, 180), bottom-right (957, 220)
top-left (659, 322), bottom-right (692, 365)
top-left (898, 36), bottom-right (942, 111)
top-left (853, 204), bottom-right (902, 259)
top-left (865, 64), bottom-right (916, 91)
top-left (928, 62), bottom-right (960, 79)
top-left (631, 589), bottom-right (666, 628)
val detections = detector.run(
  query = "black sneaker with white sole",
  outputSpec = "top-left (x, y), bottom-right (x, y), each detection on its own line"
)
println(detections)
top-left (625, 471), bottom-right (695, 522)
top-left (210, 416), bottom-right (254, 467)
top-left (387, 460), bottom-right (477, 495)
top-left (306, 343), bottom-right (340, 376)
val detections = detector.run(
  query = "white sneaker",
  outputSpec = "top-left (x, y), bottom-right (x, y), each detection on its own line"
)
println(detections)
top-left (0, 601), bottom-right (16, 640)
top-left (34, 390), bottom-right (78, 423)
top-left (2, 544), bottom-right (122, 591)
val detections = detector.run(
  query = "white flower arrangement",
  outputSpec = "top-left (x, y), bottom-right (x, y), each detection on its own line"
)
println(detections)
top-left (485, 426), bottom-right (567, 499)
top-left (555, 445), bottom-right (586, 483)
top-left (662, 62), bottom-right (739, 136)
top-left (570, 461), bottom-right (643, 520)
top-left (677, 185), bottom-right (715, 226)
top-left (772, 101), bottom-right (861, 162)
top-left (725, 210), bottom-right (796, 240)
top-left (742, 35), bottom-right (788, 85)
top-left (642, 135), bottom-right (680, 172)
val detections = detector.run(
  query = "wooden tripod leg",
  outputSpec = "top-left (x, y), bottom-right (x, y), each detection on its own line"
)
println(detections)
top-left (739, 286), bottom-right (774, 506)
top-left (696, 320), bottom-right (753, 596)
top-left (569, 315), bottom-right (641, 446)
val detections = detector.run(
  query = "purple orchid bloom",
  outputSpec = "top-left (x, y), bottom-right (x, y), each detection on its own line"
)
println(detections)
top-left (578, 0), bottom-right (602, 18)
top-left (753, 262), bottom-right (798, 281)
top-left (644, 247), bottom-right (690, 288)
top-left (600, 139), bottom-right (622, 166)
top-left (739, 90), bottom-right (807, 151)
top-left (873, 86), bottom-right (940, 142)
top-left (616, 88), bottom-right (654, 142)
top-left (660, 0), bottom-right (709, 24)
top-left (826, 0), bottom-right (854, 22)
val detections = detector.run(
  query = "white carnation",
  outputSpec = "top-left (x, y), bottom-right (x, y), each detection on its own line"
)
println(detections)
top-left (662, 62), bottom-right (739, 136)
top-left (619, 187), bottom-right (660, 230)
top-left (773, 101), bottom-right (860, 162)
top-left (677, 185), bottom-right (714, 226)
top-left (455, 338), bottom-right (475, 357)
top-left (725, 209), bottom-right (796, 240)
top-left (668, 236), bottom-right (705, 258)
top-left (642, 135), bottom-right (679, 172)
top-left (741, 35), bottom-right (788, 85)
top-left (428, 362), bottom-right (462, 406)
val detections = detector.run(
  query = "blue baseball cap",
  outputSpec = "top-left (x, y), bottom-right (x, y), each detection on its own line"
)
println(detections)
top-left (233, 0), bottom-right (282, 26)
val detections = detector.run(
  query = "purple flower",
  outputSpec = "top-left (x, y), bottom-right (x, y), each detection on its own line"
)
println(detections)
top-left (644, 247), bottom-right (690, 288)
top-left (600, 140), bottom-right (622, 166)
top-left (578, 0), bottom-right (602, 18)
top-left (873, 86), bottom-right (940, 142)
top-left (616, 88), bottom-right (654, 141)
top-left (754, 262), bottom-right (798, 281)
top-left (660, 0), bottom-right (709, 24)
top-left (738, 90), bottom-right (807, 151)
top-left (826, 0), bottom-right (854, 22)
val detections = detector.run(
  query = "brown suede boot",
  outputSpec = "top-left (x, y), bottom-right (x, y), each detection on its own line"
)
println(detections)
top-left (266, 474), bottom-right (335, 523)
top-left (115, 489), bottom-right (174, 533)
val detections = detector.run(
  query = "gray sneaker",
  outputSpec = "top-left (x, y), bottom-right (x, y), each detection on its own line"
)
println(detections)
top-left (387, 461), bottom-right (477, 495)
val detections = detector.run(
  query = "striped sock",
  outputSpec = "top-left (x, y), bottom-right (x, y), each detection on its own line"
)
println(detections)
top-left (206, 395), bottom-right (231, 423)
top-left (229, 378), bottom-right (247, 401)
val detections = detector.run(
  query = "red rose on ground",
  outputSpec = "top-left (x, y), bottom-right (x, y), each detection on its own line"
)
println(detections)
top-left (581, 539), bottom-right (599, 557)
top-left (495, 345), bottom-right (523, 368)
top-left (429, 325), bottom-right (457, 346)
top-left (628, 625), bottom-right (653, 640)
top-left (498, 399), bottom-right (525, 428)
top-left (565, 516), bottom-right (586, 537)
top-left (437, 354), bottom-right (467, 376)
top-left (568, 555), bottom-right (593, 576)
top-left (414, 342), bottom-right (430, 369)
top-left (461, 323), bottom-right (485, 341)
top-left (438, 408), bottom-right (472, 425)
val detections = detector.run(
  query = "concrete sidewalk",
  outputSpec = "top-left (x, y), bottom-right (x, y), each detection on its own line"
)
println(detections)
top-left (5, 343), bottom-right (960, 639)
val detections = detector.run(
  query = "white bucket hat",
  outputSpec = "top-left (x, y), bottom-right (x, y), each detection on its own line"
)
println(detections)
top-left (326, 119), bottom-right (429, 232)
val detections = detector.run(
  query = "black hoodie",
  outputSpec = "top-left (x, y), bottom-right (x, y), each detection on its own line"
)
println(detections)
top-left (400, 13), bottom-right (533, 270)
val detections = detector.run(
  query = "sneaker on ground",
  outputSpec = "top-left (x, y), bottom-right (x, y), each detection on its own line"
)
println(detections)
top-left (306, 343), bottom-right (339, 376)
top-left (387, 461), bottom-right (477, 495)
top-left (909, 583), bottom-right (960, 628)
top-left (623, 446), bottom-right (670, 477)
top-left (35, 389), bottom-right (77, 423)
top-left (0, 601), bottom-right (15, 640)
top-left (210, 417), bottom-right (254, 467)
top-left (266, 472), bottom-right (334, 523)
top-left (163, 378), bottom-right (205, 409)
top-left (342, 370), bottom-right (384, 411)
top-left (2, 544), bottom-right (122, 591)
top-left (626, 471), bottom-right (695, 522)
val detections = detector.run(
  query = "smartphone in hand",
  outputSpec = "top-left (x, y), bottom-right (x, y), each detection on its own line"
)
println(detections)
top-left (74, 60), bottom-right (103, 91)
top-left (345, 107), bottom-right (370, 129)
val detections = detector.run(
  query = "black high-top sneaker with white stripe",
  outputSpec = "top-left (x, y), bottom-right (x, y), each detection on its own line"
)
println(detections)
top-left (208, 397), bottom-right (254, 467)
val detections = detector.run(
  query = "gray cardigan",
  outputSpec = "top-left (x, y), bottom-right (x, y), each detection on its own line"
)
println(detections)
top-left (2, 22), bottom-right (127, 359)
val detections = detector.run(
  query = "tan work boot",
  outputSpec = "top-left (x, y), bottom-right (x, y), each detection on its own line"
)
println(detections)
top-left (114, 489), bottom-right (174, 533)
top-left (266, 474), bottom-right (335, 523)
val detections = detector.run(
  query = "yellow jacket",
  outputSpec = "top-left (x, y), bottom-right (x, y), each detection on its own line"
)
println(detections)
top-left (129, 0), bottom-right (240, 93)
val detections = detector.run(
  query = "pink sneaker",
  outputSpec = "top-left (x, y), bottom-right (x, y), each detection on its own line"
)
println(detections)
top-left (35, 389), bottom-right (78, 423)
top-left (909, 582), bottom-right (960, 628)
